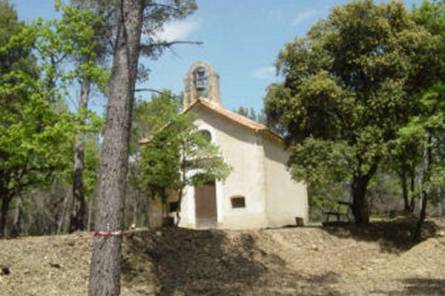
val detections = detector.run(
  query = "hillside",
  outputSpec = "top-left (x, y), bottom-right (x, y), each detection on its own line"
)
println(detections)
top-left (0, 219), bottom-right (444, 295)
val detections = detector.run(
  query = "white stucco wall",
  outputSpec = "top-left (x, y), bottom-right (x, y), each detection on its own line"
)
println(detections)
top-left (263, 139), bottom-right (309, 226)
top-left (179, 106), bottom-right (268, 229)
top-left (176, 105), bottom-right (308, 229)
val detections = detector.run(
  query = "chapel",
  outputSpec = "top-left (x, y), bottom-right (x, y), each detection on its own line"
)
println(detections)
top-left (145, 61), bottom-right (308, 229)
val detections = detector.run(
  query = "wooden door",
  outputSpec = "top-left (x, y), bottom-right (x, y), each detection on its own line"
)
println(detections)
top-left (195, 182), bottom-right (217, 228)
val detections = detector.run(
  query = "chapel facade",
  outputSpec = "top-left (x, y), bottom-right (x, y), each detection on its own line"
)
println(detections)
top-left (146, 62), bottom-right (308, 229)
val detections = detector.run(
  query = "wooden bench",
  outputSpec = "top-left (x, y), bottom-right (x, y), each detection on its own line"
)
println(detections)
top-left (322, 200), bottom-right (352, 224)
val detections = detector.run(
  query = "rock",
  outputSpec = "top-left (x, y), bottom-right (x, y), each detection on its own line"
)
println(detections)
top-left (49, 263), bottom-right (62, 269)
top-left (0, 266), bottom-right (10, 275)
top-left (438, 230), bottom-right (445, 237)
top-left (312, 244), bottom-right (319, 251)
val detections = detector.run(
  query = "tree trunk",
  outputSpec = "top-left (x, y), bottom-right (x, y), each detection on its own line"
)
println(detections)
top-left (350, 161), bottom-right (378, 225)
top-left (0, 195), bottom-right (11, 238)
top-left (401, 172), bottom-right (410, 212)
top-left (10, 195), bottom-right (22, 237)
top-left (413, 134), bottom-right (432, 241)
top-left (57, 190), bottom-right (70, 234)
top-left (70, 79), bottom-right (91, 232)
top-left (409, 172), bottom-right (416, 212)
top-left (0, 197), bottom-right (9, 237)
top-left (88, 1), bottom-right (143, 295)
top-left (0, 177), bottom-right (9, 237)
top-left (414, 185), bottom-right (428, 241)
top-left (351, 174), bottom-right (371, 225)
top-left (438, 188), bottom-right (443, 217)
top-left (132, 189), bottom-right (138, 227)
top-left (175, 188), bottom-right (184, 227)
top-left (145, 192), bottom-right (151, 228)
top-left (87, 196), bottom-right (93, 231)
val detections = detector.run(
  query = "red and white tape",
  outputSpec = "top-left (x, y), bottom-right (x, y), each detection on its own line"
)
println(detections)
top-left (93, 230), bottom-right (122, 240)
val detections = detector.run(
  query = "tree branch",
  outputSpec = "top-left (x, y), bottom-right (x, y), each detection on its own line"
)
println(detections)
top-left (144, 40), bottom-right (203, 48)
top-left (144, 2), bottom-right (184, 14)
top-left (133, 88), bottom-right (178, 100)
top-left (139, 40), bottom-right (203, 56)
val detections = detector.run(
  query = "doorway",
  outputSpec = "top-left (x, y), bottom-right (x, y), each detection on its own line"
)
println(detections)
top-left (194, 181), bottom-right (217, 228)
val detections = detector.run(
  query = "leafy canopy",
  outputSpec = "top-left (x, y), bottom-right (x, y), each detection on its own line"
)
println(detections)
top-left (0, 1), bottom-right (77, 199)
top-left (264, 0), bottom-right (438, 212)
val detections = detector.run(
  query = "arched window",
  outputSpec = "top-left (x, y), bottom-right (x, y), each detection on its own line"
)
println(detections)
top-left (198, 129), bottom-right (212, 142)
top-left (231, 196), bottom-right (246, 208)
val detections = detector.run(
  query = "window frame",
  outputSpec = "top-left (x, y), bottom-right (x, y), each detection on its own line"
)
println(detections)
top-left (230, 196), bottom-right (246, 209)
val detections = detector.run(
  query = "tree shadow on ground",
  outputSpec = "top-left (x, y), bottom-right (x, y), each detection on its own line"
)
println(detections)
top-left (122, 228), bottom-right (342, 296)
top-left (372, 278), bottom-right (445, 295)
top-left (400, 278), bottom-right (445, 295)
top-left (321, 218), bottom-right (439, 253)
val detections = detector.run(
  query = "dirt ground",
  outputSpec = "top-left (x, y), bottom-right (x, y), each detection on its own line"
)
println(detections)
top-left (0, 218), bottom-right (444, 296)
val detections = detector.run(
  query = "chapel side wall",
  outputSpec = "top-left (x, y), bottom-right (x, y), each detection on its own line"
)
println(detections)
top-left (192, 107), bottom-right (268, 229)
top-left (263, 139), bottom-right (308, 226)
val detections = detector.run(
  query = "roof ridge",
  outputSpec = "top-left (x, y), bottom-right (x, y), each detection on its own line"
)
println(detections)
top-left (186, 98), bottom-right (283, 144)
top-left (199, 99), bottom-right (267, 130)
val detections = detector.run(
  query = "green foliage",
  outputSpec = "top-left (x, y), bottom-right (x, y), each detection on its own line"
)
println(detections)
top-left (398, 83), bottom-right (445, 193)
top-left (0, 1), bottom-right (36, 77)
top-left (289, 138), bottom-right (353, 215)
top-left (413, 0), bottom-right (445, 36)
top-left (0, 2), bottom-right (76, 199)
top-left (32, 0), bottom-right (110, 94)
top-left (130, 90), bottom-right (179, 155)
top-left (136, 93), bottom-right (231, 201)
top-left (234, 106), bottom-right (267, 125)
top-left (264, 0), bottom-right (440, 218)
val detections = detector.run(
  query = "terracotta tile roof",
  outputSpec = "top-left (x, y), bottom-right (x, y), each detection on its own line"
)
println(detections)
top-left (185, 99), bottom-right (284, 144)
top-left (139, 98), bottom-right (284, 145)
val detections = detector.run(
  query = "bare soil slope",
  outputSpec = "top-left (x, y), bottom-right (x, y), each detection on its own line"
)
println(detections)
top-left (0, 219), bottom-right (444, 295)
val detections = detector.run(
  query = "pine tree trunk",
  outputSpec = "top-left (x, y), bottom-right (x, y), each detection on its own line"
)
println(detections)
top-left (70, 79), bottom-right (91, 232)
top-left (88, 1), bottom-right (143, 295)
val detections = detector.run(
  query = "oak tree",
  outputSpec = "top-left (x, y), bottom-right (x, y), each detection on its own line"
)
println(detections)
top-left (265, 0), bottom-right (436, 224)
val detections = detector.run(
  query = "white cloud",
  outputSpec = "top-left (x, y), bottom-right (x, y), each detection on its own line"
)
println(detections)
top-left (253, 66), bottom-right (276, 80)
top-left (293, 10), bottom-right (317, 25)
top-left (154, 19), bottom-right (201, 42)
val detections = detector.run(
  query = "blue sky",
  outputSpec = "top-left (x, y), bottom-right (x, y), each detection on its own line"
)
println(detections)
top-left (11, 0), bottom-right (423, 113)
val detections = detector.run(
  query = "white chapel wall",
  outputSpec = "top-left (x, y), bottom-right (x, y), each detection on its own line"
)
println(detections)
top-left (263, 138), bottom-right (309, 226)
top-left (190, 106), bottom-right (269, 229)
